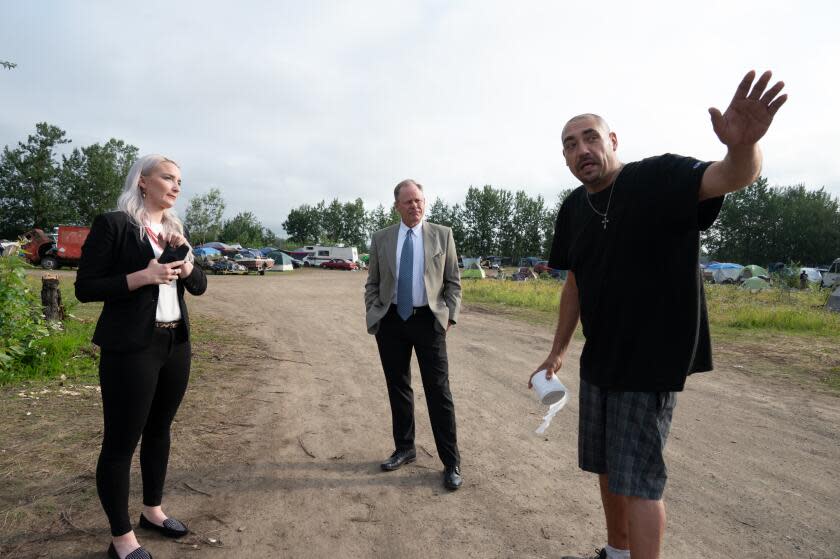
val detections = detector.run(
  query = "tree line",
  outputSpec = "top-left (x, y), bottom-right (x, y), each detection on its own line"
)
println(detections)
top-left (0, 123), bottom-right (282, 248)
top-left (0, 123), bottom-right (138, 238)
top-left (2, 123), bottom-right (838, 264)
top-left (702, 177), bottom-right (840, 266)
top-left (282, 187), bottom-right (571, 264)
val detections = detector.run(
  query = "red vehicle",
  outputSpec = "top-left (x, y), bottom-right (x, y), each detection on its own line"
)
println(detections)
top-left (21, 226), bottom-right (90, 270)
top-left (533, 260), bottom-right (552, 274)
top-left (320, 258), bottom-right (358, 271)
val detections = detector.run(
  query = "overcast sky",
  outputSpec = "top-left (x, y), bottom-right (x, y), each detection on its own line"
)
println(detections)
top-left (1, 0), bottom-right (837, 234)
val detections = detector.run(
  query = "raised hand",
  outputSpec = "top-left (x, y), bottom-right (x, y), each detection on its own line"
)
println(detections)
top-left (709, 70), bottom-right (787, 147)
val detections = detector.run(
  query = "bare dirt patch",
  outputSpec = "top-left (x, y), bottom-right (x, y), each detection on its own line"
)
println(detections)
top-left (2, 270), bottom-right (838, 558)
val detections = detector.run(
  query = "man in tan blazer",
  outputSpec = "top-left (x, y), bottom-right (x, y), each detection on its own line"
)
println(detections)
top-left (365, 179), bottom-right (463, 490)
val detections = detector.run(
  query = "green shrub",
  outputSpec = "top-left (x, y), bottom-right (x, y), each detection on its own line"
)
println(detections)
top-left (0, 257), bottom-right (50, 371)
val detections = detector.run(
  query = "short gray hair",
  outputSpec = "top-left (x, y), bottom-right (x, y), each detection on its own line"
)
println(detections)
top-left (393, 179), bottom-right (423, 200)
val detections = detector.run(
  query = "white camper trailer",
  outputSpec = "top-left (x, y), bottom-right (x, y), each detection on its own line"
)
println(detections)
top-left (300, 244), bottom-right (359, 267)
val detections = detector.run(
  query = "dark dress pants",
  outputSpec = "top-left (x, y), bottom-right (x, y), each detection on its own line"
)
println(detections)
top-left (375, 305), bottom-right (460, 467)
top-left (97, 326), bottom-right (191, 536)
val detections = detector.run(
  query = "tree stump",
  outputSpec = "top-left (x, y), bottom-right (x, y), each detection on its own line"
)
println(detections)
top-left (41, 274), bottom-right (65, 321)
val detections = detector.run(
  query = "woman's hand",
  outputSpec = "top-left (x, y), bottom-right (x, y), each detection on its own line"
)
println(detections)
top-left (144, 258), bottom-right (184, 285)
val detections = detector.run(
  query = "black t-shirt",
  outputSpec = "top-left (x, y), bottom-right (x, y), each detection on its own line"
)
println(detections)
top-left (548, 154), bottom-right (725, 391)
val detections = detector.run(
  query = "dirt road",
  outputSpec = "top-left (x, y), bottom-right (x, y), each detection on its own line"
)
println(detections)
top-left (9, 269), bottom-right (839, 558)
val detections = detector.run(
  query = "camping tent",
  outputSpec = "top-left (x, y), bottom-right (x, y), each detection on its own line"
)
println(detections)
top-left (266, 251), bottom-right (294, 272)
top-left (706, 262), bottom-right (743, 284)
top-left (740, 277), bottom-right (770, 291)
top-left (827, 285), bottom-right (840, 312)
top-left (740, 264), bottom-right (769, 279)
top-left (460, 257), bottom-right (486, 279)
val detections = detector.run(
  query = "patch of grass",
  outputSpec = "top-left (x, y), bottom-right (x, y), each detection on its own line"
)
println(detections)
top-left (461, 278), bottom-right (561, 313)
top-left (705, 284), bottom-right (840, 337)
top-left (0, 273), bottom-right (100, 386)
top-left (462, 278), bottom-right (840, 337)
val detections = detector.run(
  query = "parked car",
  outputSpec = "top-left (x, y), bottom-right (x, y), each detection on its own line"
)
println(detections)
top-left (320, 258), bottom-right (358, 271)
top-left (209, 259), bottom-right (248, 275)
top-left (533, 260), bottom-right (552, 274)
top-left (233, 253), bottom-right (274, 275)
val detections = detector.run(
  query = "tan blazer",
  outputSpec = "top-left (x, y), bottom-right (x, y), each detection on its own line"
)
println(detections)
top-left (365, 221), bottom-right (461, 335)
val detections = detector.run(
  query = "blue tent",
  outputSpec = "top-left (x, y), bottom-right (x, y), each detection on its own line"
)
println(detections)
top-left (704, 262), bottom-right (743, 284)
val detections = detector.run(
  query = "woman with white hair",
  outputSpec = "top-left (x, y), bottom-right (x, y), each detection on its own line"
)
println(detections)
top-left (76, 154), bottom-right (207, 559)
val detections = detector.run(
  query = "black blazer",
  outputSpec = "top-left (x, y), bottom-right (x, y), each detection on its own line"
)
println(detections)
top-left (75, 211), bottom-right (207, 352)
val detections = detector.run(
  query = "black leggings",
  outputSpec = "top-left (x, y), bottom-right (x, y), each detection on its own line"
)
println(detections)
top-left (97, 327), bottom-right (191, 536)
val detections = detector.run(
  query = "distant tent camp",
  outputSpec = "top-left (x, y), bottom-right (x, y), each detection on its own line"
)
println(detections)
top-left (740, 277), bottom-right (770, 291)
top-left (740, 264), bottom-right (769, 279)
top-left (706, 262), bottom-right (743, 284)
top-left (827, 285), bottom-right (840, 313)
top-left (460, 257), bottom-right (486, 279)
top-left (266, 251), bottom-right (294, 272)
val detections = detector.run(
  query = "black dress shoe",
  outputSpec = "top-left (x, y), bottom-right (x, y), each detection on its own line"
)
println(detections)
top-left (443, 465), bottom-right (462, 490)
top-left (138, 513), bottom-right (189, 538)
top-left (108, 542), bottom-right (153, 559)
top-left (380, 448), bottom-right (416, 471)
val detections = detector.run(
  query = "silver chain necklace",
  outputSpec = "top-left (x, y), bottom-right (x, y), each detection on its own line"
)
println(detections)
top-left (585, 166), bottom-right (623, 230)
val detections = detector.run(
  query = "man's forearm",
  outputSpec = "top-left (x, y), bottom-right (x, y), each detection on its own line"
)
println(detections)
top-left (549, 273), bottom-right (581, 358)
top-left (700, 144), bottom-right (763, 201)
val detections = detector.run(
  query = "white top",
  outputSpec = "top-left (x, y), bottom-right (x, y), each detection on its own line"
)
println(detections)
top-left (392, 221), bottom-right (427, 307)
top-left (145, 221), bottom-right (182, 322)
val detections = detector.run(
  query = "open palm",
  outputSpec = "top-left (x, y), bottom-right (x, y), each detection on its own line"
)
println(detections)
top-left (710, 70), bottom-right (787, 147)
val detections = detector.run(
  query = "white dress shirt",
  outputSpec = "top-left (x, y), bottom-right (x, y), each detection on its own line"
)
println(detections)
top-left (146, 221), bottom-right (182, 322)
top-left (392, 221), bottom-right (428, 307)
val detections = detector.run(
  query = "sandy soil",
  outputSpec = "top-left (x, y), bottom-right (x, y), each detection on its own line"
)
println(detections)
top-left (3, 269), bottom-right (839, 558)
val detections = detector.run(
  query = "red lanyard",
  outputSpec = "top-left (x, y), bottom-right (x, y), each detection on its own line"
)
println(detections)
top-left (145, 226), bottom-right (164, 250)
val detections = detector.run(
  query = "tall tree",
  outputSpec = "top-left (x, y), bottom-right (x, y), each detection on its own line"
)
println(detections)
top-left (62, 139), bottom-right (138, 226)
top-left (184, 188), bottom-right (226, 245)
top-left (283, 203), bottom-right (323, 244)
top-left (220, 211), bottom-right (267, 248)
top-left (541, 188), bottom-right (574, 257)
top-left (461, 185), bottom-right (511, 257)
top-left (703, 177), bottom-right (840, 265)
top-left (367, 203), bottom-right (399, 234)
top-left (321, 198), bottom-right (346, 244)
top-left (342, 198), bottom-right (369, 249)
top-left (0, 123), bottom-right (70, 237)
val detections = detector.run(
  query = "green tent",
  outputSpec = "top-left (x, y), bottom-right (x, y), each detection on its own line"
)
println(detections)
top-left (739, 277), bottom-right (770, 291)
top-left (741, 264), bottom-right (769, 279)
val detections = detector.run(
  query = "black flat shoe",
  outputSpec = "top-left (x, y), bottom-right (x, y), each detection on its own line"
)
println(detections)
top-left (138, 513), bottom-right (189, 538)
top-left (108, 542), bottom-right (153, 559)
top-left (443, 465), bottom-right (463, 490)
top-left (380, 448), bottom-right (416, 471)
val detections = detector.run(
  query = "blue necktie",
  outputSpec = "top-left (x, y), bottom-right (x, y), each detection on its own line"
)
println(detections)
top-left (397, 229), bottom-right (414, 321)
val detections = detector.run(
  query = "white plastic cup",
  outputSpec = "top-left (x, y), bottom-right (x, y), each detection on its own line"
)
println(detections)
top-left (531, 370), bottom-right (567, 405)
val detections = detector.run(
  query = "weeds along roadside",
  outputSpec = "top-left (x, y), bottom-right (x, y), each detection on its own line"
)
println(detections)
top-left (0, 258), bottom-right (100, 386)
top-left (461, 276), bottom-right (840, 337)
top-left (461, 276), bottom-right (840, 392)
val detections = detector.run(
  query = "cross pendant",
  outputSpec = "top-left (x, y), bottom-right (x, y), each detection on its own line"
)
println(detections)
top-left (601, 216), bottom-right (609, 230)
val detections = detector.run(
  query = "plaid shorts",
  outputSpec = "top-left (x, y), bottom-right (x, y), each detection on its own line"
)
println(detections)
top-left (578, 378), bottom-right (677, 500)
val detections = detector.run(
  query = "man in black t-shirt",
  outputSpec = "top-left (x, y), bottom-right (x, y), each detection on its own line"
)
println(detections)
top-left (531, 71), bottom-right (787, 559)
